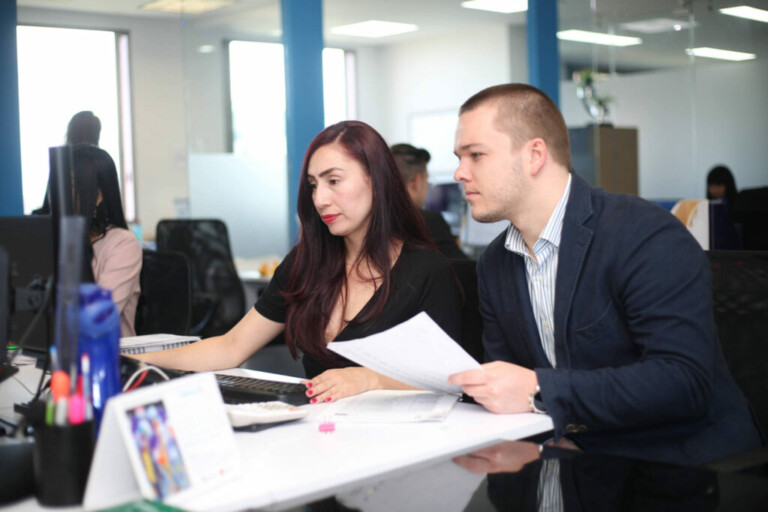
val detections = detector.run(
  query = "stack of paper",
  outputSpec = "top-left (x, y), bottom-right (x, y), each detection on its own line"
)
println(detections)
top-left (326, 312), bottom-right (481, 422)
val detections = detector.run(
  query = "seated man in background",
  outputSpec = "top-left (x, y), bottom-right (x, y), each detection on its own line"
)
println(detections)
top-left (391, 143), bottom-right (467, 259)
top-left (449, 83), bottom-right (763, 466)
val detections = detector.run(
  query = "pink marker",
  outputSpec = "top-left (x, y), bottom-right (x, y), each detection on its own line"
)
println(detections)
top-left (68, 393), bottom-right (85, 425)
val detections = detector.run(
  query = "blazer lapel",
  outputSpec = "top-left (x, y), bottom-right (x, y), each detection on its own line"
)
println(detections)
top-left (554, 175), bottom-right (594, 367)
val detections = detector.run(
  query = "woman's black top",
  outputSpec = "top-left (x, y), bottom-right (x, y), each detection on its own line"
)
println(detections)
top-left (254, 244), bottom-right (463, 378)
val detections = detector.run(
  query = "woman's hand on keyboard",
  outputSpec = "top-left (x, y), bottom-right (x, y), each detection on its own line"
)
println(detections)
top-left (302, 367), bottom-right (381, 403)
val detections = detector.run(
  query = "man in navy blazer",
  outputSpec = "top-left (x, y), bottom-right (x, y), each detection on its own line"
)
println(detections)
top-left (448, 84), bottom-right (762, 466)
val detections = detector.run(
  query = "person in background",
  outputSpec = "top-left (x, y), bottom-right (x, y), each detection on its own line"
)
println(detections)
top-left (33, 111), bottom-right (102, 215)
top-left (66, 110), bottom-right (101, 146)
top-left (706, 165), bottom-right (738, 208)
top-left (73, 145), bottom-right (142, 337)
top-left (391, 143), bottom-right (467, 259)
top-left (136, 121), bottom-right (462, 403)
top-left (448, 83), bottom-right (762, 466)
top-left (706, 164), bottom-right (742, 249)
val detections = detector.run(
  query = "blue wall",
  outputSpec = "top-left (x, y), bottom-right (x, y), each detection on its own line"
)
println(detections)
top-left (0, 0), bottom-right (23, 216)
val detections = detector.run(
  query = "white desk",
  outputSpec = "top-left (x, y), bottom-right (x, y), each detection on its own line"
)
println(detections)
top-left (2, 365), bottom-right (553, 511)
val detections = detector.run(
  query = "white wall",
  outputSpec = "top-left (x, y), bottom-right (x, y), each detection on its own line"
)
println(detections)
top-left (367, 24), bottom-right (525, 146)
top-left (561, 59), bottom-right (768, 199)
top-left (18, 7), bottom-right (188, 240)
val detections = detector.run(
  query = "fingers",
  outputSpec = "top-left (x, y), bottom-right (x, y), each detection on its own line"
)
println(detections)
top-left (448, 368), bottom-right (488, 386)
top-left (305, 368), bottom-right (363, 404)
top-left (305, 374), bottom-right (336, 404)
top-left (304, 367), bottom-right (383, 404)
top-left (452, 454), bottom-right (493, 473)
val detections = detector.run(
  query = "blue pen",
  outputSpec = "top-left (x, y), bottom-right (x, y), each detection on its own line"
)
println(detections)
top-left (49, 345), bottom-right (59, 372)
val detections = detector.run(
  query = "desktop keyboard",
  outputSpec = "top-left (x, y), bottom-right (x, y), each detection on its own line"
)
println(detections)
top-left (213, 374), bottom-right (309, 406)
top-left (120, 356), bottom-right (309, 406)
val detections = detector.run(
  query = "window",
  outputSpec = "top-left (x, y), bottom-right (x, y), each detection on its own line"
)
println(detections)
top-left (228, 41), bottom-right (355, 156)
top-left (16, 26), bottom-right (134, 219)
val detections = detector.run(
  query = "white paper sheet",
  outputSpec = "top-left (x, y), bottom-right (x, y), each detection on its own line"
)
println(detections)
top-left (328, 390), bottom-right (459, 422)
top-left (327, 312), bottom-right (481, 394)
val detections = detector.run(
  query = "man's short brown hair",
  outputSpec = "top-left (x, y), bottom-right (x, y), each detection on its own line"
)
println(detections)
top-left (460, 83), bottom-right (571, 169)
top-left (391, 143), bottom-right (430, 184)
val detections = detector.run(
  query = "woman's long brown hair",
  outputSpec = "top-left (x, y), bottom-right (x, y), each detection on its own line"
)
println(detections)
top-left (282, 121), bottom-right (433, 363)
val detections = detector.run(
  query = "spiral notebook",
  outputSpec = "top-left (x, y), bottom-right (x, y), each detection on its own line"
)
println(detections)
top-left (120, 334), bottom-right (200, 355)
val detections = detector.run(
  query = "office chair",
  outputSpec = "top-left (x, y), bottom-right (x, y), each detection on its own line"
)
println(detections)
top-left (734, 187), bottom-right (768, 250)
top-left (134, 250), bottom-right (192, 336)
top-left (450, 258), bottom-right (484, 364)
top-left (708, 251), bottom-right (768, 432)
top-left (155, 219), bottom-right (245, 337)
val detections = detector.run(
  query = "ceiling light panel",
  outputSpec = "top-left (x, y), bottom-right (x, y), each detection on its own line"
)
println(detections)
top-left (557, 30), bottom-right (642, 47)
top-left (140, 0), bottom-right (233, 15)
top-left (461, 0), bottom-right (528, 14)
top-left (620, 18), bottom-right (697, 34)
top-left (720, 6), bottom-right (768, 23)
top-left (331, 20), bottom-right (418, 38)
top-left (686, 47), bottom-right (756, 61)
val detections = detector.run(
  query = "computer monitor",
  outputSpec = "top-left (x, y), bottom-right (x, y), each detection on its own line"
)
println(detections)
top-left (0, 216), bottom-right (55, 354)
top-left (1, 246), bottom-right (17, 384)
top-left (48, 145), bottom-right (94, 283)
top-left (423, 182), bottom-right (465, 236)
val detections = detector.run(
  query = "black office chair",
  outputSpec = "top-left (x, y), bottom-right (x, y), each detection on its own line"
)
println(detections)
top-left (708, 251), bottom-right (768, 432)
top-left (155, 219), bottom-right (245, 338)
top-left (734, 187), bottom-right (768, 250)
top-left (134, 249), bottom-right (192, 336)
top-left (450, 258), bottom-right (484, 364)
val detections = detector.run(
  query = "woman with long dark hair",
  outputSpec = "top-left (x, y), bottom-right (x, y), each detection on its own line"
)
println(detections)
top-left (706, 165), bottom-right (738, 207)
top-left (73, 144), bottom-right (142, 337)
top-left (139, 121), bottom-right (462, 402)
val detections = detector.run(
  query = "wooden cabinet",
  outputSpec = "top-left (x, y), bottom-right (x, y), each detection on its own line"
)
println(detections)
top-left (569, 125), bottom-right (638, 196)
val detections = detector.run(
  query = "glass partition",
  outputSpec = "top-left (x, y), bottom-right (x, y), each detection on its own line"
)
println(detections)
top-left (558, 0), bottom-right (766, 202)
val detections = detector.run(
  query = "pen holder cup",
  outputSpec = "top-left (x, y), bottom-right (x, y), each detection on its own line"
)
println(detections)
top-left (33, 421), bottom-right (95, 506)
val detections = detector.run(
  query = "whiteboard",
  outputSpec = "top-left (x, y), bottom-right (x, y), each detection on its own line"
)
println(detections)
top-left (408, 110), bottom-right (460, 177)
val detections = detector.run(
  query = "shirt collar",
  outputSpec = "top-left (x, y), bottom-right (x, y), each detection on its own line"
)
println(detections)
top-left (505, 173), bottom-right (572, 257)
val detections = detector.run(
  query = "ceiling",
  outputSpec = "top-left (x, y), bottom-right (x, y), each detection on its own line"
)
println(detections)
top-left (17, 0), bottom-right (768, 73)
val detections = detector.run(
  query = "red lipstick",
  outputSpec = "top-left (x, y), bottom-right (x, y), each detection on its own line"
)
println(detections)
top-left (321, 214), bottom-right (339, 224)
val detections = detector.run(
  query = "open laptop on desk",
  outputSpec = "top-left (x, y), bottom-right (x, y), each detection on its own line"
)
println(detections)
top-left (119, 356), bottom-right (309, 406)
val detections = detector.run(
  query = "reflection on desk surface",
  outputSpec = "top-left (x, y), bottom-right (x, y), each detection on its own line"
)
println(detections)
top-left (282, 441), bottom-right (768, 512)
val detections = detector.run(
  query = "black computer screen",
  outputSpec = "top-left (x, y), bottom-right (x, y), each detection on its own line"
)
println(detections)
top-left (1, 246), bottom-right (10, 367)
top-left (0, 216), bottom-right (55, 354)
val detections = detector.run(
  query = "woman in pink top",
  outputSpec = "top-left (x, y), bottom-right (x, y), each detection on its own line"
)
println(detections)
top-left (72, 145), bottom-right (142, 336)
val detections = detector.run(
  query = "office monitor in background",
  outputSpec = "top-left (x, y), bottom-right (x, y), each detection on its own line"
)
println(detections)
top-left (1, 246), bottom-right (17, 384)
top-left (0, 216), bottom-right (55, 355)
top-left (424, 182), bottom-right (465, 236)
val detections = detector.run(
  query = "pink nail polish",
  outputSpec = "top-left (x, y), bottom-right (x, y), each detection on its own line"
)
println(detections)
top-left (307, 389), bottom-right (313, 396)
top-left (307, 382), bottom-right (313, 388)
top-left (310, 398), bottom-right (317, 404)
top-left (325, 397), bottom-right (332, 402)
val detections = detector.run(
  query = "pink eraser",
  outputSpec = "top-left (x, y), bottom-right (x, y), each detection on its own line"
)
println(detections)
top-left (318, 422), bottom-right (335, 433)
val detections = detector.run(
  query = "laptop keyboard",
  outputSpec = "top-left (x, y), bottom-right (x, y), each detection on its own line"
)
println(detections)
top-left (120, 356), bottom-right (309, 406)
